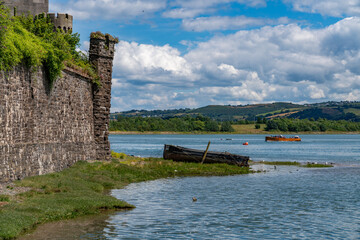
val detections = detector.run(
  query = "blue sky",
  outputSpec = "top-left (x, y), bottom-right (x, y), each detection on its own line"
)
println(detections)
top-left (50, 0), bottom-right (360, 112)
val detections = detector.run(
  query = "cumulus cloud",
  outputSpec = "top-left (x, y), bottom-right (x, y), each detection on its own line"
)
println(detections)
top-left (285, 0), bottom-right (360, 17)
top-left (51, 0), bottom-right (267, 21)
top-left (113, 41), bottom-right (198, 86)
top-left (111, 17), bottom-right (360, 111)
top-left (321, 17), bottom-right (360, 55)
top-left (51, 0), bottom-right (166, 20)
top-left (163, 0), bottom-right (266, 19)
top-left (182, 16), bottom-right (291, 32)
top-left (186, 17), bottom-right (360, 84)
top-left (168, 0), bottom-right (266, 9)
top-left (163, 8), bottom-right (207, 19)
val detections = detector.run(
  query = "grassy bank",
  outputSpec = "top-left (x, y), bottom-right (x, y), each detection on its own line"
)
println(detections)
top-left (254, 160), bottom-right (334, 168)
top-left (0, 155), bottom-right (251, 240)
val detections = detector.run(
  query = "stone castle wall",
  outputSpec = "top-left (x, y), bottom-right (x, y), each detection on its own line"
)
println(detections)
top-left (1, 0), bottom-right (49, 16)
top-left (0, 35), bottom-right (116, 182)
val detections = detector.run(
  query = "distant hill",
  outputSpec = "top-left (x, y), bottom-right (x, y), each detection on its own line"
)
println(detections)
top-left (111, 101), bottom-right (360, 122)
top-left (187, 102), bottom-right (304, 120)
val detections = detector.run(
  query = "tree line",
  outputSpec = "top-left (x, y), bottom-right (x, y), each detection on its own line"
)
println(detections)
top-left (109, 115), bottom-right (360, 133)
top-left (109, 115), bottom-right (234, 132)
top-left (265, 118), bottom-right (360, 132)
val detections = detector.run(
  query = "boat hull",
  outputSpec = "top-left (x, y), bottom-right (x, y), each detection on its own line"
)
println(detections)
top-left (163, 145), bottom-right (249, 167)
top-left (265, 136), bottom-right (301, 142)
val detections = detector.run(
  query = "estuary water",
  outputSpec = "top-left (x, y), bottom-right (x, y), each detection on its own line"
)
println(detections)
top-left (110, 134), bottom-right (360, 165)
top-left (20, 134), bottom-right (360, 239)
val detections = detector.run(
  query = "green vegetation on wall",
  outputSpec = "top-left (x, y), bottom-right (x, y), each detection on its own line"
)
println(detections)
top-left (0, 5), bottom-right (97, 87)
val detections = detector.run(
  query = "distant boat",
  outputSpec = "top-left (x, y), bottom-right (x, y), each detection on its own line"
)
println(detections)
top-left (163, 145), bottom-right (249, 167)
top-left (265, 135), bottom-right (301, 142)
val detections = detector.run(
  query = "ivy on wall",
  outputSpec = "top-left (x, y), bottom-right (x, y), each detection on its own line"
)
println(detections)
top-left (0, 5), bottom-right (97, 87)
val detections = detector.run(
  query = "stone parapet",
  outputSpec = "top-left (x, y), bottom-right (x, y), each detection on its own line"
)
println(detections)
top-left (89, 33), bottom-right (118, 161)
top-left (47, 13), bottom-right (73, 33)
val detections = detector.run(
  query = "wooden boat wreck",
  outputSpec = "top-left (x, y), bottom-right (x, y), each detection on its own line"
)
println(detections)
top-left (265, 135), bottom-right (301, 142)
top-left (163, 144), bottom-right (249, 167)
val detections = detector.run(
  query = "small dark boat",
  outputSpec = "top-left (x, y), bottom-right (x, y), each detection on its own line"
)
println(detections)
top-left (163, 145), bottom-right (249, 167)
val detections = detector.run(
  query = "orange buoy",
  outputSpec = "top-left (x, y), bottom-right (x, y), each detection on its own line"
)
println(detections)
top-left (243, 142), bottom-right (248, 145)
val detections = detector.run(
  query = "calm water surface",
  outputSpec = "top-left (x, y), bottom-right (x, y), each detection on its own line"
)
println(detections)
top-left (20, 134), bottom-right (360, 239)
top-left (110, 134), bottom-right (360, 164)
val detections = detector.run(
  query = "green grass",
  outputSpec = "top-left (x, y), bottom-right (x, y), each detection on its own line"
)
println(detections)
top-left (0, 155), bottom-right (251, 239)
top-left (301, 163), bottom-right (334, 168)
top-left (254, 161), bottom-right (334, 168)
top-left (232, 124), bottom-right (267, 134)
top-left (256, 107), bottom-right (303, 117)
top-left (0, 195), bottom-right (10, 202)
top-left (344, 108), bottom-right (360, 116)
top-left (257, 161), bottom-right (301, 166)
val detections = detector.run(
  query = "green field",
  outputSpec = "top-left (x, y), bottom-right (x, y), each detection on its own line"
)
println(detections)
top-left (344, 108), bottom-right (360, 116)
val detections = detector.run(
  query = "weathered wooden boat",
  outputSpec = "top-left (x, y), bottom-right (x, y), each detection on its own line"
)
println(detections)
top-left (265, 135), bottom-right (301, 142)
top-left (163, 144), bottom-right (249, 167)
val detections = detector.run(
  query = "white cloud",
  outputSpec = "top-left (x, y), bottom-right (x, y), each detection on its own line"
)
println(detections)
top-left (162, 8), bottom-right (210, 19)
top-left (218, 63), bottom-right (241, 76)
top-left (307, 85), bottom-right (326, 99)
top-left (51, 0), bottom-right (267, 21)
top-left (51, 0), bottom-right (166, 20)
top-left (113, 41), bottom-right (196, 84)
top-left (163, 0), bottom-right (267, 19)
top-left (185, 18), bottom-right (360, 84)
top-left (321, 17), bottom-right (360, 55)
top-left (330, 89), bottom-right (360, 101)
top-left (182, 16), bottom-right (291, 32)
top-left (285, 0), bottom-right (360, 17)
top-left (169, 0), bottom-right (266, 9)
top-left (111, 17), bottom-right (360, 111)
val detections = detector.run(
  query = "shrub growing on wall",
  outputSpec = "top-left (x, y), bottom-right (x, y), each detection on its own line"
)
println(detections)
top-left (0, 5), bottom-right (96, 87)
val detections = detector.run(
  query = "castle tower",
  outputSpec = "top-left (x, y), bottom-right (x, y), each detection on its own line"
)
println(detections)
top-left (0, 0), bottom-right (73, 33)
top-left (1, 0), bottom-right (49, 16)
top-left (89, 32), bottom-right (118, 161)
top-left (47, 13), bottom-right (73, 33)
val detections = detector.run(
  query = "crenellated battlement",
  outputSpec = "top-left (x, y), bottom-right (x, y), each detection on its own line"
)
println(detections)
top-left (0, 0), bottom-right (49, 17)
top-left (47, 13), bottom-right (73, 33)
top-left (1, 0), bottom-right (73, 33)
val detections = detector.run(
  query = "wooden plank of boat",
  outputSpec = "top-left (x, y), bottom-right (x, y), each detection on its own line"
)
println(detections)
top-left (163, 144), bottom-right (249, 167)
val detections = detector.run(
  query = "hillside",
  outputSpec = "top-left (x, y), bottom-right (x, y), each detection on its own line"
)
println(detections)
top-left (111, 101), bottom-right (360, 122)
